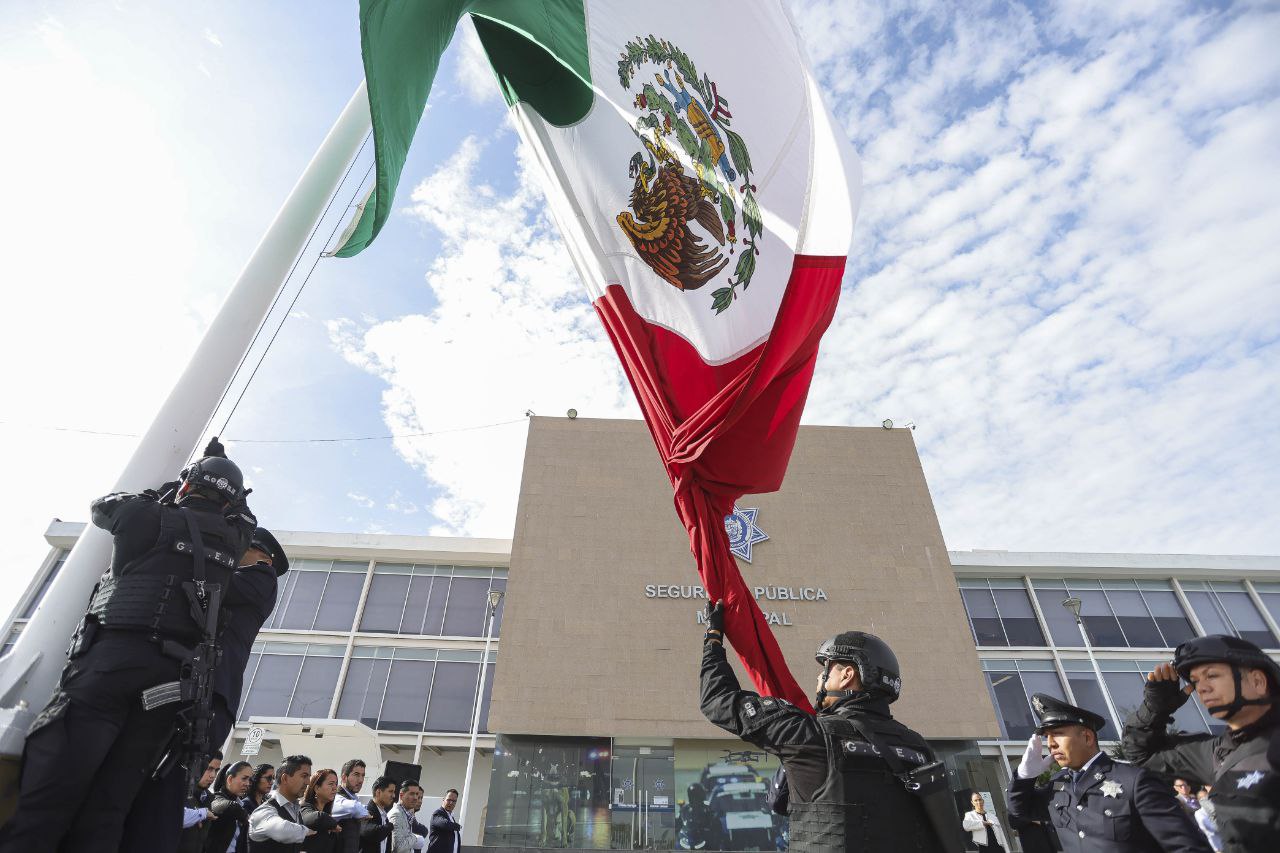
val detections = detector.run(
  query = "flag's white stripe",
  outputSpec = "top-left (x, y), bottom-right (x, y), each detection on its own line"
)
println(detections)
top-left (796, 68), bottom-right (861, 257)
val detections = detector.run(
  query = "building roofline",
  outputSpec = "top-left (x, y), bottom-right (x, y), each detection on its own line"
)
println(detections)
top-left (43, 520), bottom-right (512, 564)
top-left (948, 548), bottom-right (1280, 578)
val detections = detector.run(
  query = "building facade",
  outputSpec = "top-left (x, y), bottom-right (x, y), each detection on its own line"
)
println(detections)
top-left (4, 417), bottom-right (1279, 850)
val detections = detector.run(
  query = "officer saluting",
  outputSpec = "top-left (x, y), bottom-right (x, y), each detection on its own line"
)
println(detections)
top-left (699, 600), bottom-right (959, 853)
top-left (1007, 693), bottom-right (1210, 853)
top-left (0, 439), bottom-right (255, 853)
top-left (1121, 635), bottom-right (1280, 853)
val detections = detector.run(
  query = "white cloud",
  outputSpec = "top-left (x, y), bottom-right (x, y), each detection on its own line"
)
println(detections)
top-left (452, 18), bottom-right (502, 105)
top-left (203, 27), bottom-right (223, 48)
top-left (347, 492), bottom-right (375, 508)
top-left (329, 138), bottom-right (637, 537)
top-left (338, 0), bottom-right (1279, 558)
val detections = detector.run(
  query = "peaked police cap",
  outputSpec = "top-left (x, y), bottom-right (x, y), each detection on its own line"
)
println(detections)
top-left (1030, 692), bottom-right (1106, 734)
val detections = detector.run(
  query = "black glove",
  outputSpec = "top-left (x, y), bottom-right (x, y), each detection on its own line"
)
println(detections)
top-left (1143, 677), bottom-right (1190, 716)
top-left (704, 600), bottom-right (725, 642)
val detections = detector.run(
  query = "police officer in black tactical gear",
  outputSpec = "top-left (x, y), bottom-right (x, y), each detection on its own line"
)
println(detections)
top-left (0, 439), bottom-right (255, 853)
top-left (1007, 693), bottom-right (1210, 853)
top-left (118, 526), bottom-right (288, 853)
top-left (698, 599), bottom-right (957, 853)
top-left (1121, 634), bottom-right (1280, 853)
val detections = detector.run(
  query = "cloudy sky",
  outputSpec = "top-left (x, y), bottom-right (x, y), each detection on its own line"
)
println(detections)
top-left (2, 0), bottom-right (1277, 621)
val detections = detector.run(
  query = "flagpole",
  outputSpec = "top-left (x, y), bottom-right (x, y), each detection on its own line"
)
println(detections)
top-left (0, 81), bottom-right (373, 761)
top-left (460, 589), bottom-right (503, 842)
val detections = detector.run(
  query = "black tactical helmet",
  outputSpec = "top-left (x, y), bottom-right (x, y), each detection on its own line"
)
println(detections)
top-left (181, 455), bottom-right (245, 504)
top-left (815, 631), bottom-right (902, 702)
top-left (1174, 634), bottom-right (1280, 695)
top-left (248, 527), bottom-right (289, 576)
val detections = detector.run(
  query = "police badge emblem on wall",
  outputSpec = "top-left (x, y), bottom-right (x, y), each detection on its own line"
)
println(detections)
top-left (724, 506), bottom-right (769, 562)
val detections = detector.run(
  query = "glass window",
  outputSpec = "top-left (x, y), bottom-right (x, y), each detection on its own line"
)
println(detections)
top-left (1186, 585), bottom-right (1278, 648)
top-left (401, 575), bottom-right (435, 634)
top-left (1142, 589), bottom-right (1197, 647)
top-left (993, 588), bottom-right (1045, 645)
top-left (278, 571), bottom-right (326, 630)
top-left (962, 589), bottom-right (1006, 646)
top-left (1256, 583), bottom-right (1280, 628)
top-left (959, 581), bottom-right (1045, 647)
top-left (21, 555), bottom-right (65, 619)
top-left (422, 575), bottom-right (450, 635)
top-left (1077, 590), bottom-right (1126, 647)
top-left (266, 561), bottom-right (366, 632)
top-left (491, 579), bottom-right (507, 635)
top-left (982, 661), bottom-right (1067, 740)
top-left (484, 735), bottom-right (612, 849)
top-left (360, 574), bottom-right (411, 632)
top-left (442, 578), bottom-right (490, 636)
top-left (1063, 672), bottom-right (1117, 741)
top-left (1034, 586), bottom-right (1083, 647)
top-left (1106, 590), bottom-right (1164, 648)
top-left (240, 653), bottom-right (303, 719)
top-left (425, 662), bottom-right (480, 732)
top-left (336, 656), bottom-right (390, 729)
top-left (287, 655), bottom-right (343, 717)
top-left (313, 572), bottom-right (364, 631)
top-left (379, 659), bottom-right (434, 730)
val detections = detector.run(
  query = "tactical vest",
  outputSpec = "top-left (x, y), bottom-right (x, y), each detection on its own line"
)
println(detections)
top-left (787, 712), bottom-right (944, 853)
top-left (247, 799), bottom-right (304, 853)
top-left (1207, 719), bottom-right (1280, 853)
top-left (87, 503), bottom-right (239, 645)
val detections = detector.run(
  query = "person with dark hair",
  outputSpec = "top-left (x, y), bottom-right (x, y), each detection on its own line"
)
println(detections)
top-left (698, 601), bottom-right (955, 853)
top-left (248, 754), bottom-right (316, 852)
top-left (180, 751), bottom-right (225, 853)
top-left (1123, 635), bottom-right (1280, 853)
top-left (301, 768), bottom-right (344, 853)
top-left (0, 439), bottom-right (256, 853)
top-left (425, 789), bottom-right (461, 853)
top-left (962, 791), bottom-right (1007, 853)
top-left (206, 760), bottom-right (254, 853)
top-left (247, 764), bottom-right (277, 809)
top-left (334, 759), bottom-right (374, 853)
top-left (389, 780), bottom-right (426, 853)
top-left (1009, 694), bottom-right (1210, 853)
top-left (359, 777), bottom-right (398, 853)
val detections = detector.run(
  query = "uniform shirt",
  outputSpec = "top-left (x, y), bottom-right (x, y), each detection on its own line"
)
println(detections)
top-left (249, 791), bottom-right (310, 844)
top-left (1123, 696), bottom-right (1280, 853)
top-left (1007, 752), bottom-right (1211, 853)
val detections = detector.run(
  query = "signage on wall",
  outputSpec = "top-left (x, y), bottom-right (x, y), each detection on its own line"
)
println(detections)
top-left (724, 506), bottom-right (769, 562)
top-left (241, 725), bottom-right (266, 757)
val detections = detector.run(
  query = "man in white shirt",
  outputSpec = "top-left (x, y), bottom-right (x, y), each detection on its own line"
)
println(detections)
top-left (247, 754), bottom-right (316, 850)
top-left (334, 759), bottom-right (372, 853)
top-left (389, 780), bottom-right (427, 853)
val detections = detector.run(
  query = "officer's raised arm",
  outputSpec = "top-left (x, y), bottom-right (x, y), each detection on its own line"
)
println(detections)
top-left (698, 600), bottom-right (815, 750)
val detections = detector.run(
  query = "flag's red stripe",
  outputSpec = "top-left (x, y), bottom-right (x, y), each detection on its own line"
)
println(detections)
top-left (593, 253), bottom-right (846, 712)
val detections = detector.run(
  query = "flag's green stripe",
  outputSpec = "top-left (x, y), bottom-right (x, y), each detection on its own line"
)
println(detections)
top-left (337, 0), bottom-right (591, 258)
top-left (472, 0), bottom-right (591, 127)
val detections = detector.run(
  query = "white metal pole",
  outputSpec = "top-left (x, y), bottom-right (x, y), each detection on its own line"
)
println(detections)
top-left (1072, 615), bottom-right (1123, 736)
top-left (0, 81), bottom-right (373, 758)
top-left (460, 590), bottom-right (502, 840)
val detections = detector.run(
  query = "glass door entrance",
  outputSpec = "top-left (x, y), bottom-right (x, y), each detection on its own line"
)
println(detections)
top-left (610, 744), bottom-right (676, 849)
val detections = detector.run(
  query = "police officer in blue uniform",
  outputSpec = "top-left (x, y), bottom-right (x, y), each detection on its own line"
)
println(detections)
top-left (1007, 693), bottom-right (1210, 853)
top-left (0, 439), bottom-right (255, 853)
top-left (1121, 634), bottom-right (1280, 853)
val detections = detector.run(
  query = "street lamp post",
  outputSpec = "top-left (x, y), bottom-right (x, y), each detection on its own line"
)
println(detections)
top-left (1061, 596), bottom-right (1123, 734)
top-left (460, 588), bottom-right (504, 840)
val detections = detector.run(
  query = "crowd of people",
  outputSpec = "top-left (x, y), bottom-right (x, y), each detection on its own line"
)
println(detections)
top-left (175, 754), bottom-right (463, 853)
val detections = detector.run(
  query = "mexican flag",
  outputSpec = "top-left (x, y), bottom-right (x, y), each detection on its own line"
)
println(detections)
top-left (339, 0), bottom-right (860, 711)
